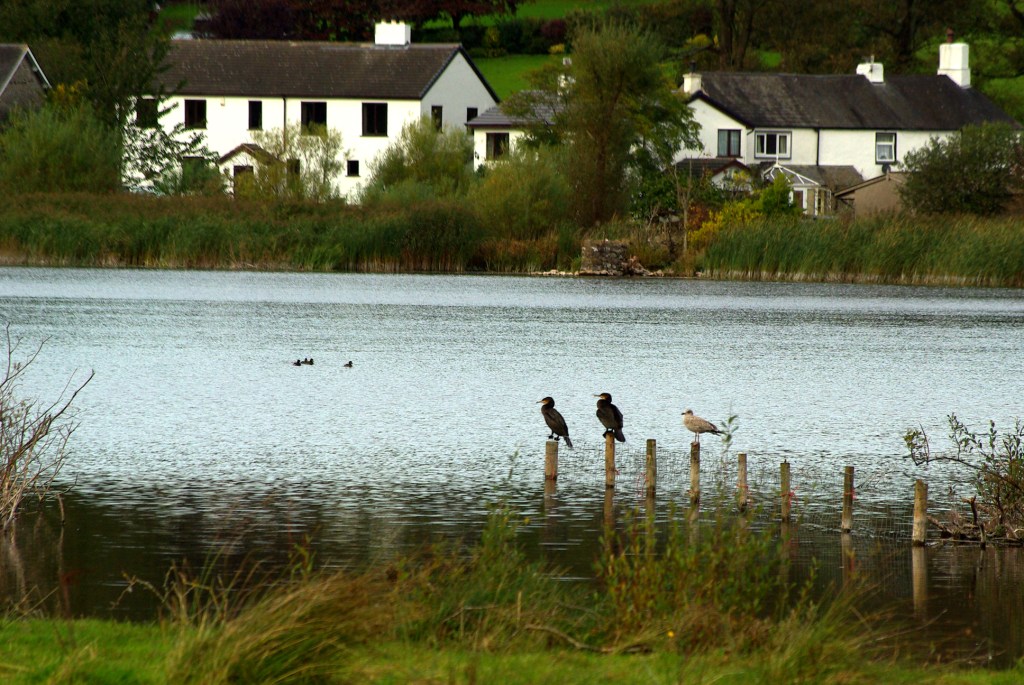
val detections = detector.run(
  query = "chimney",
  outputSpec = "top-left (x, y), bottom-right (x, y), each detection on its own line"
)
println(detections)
top-left (938, 29), bottom-right (970, 88)
top-left (856, 56), bottom-right (884, 84)
top-left (374, 20), bottom-right (411, 46)
top-left (681, 65), bottom-right (702, 96)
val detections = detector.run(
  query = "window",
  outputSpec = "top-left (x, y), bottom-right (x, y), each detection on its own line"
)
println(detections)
top-left (301, 101), bottom-right (327, 132)
top-left (467, 107), bottom-right (478, 122)
top-left (754, 131), bottom-right (790, 159)
top-left (135, 98), bottom-right (158, 128)
top-left (431, 105), bottom-right (443, 130)
top-left (362, 102), bottom-right (388, 136)
top-left (485, 132), bottom-right (509, 160)
top-left (875, 131), bottom-right (896, 163)
top-left (287, 158), bottom-right (301, 178)
top-left (347, 160), bottom-right (359, 177)
top-left (717, 129), bottom-right (740, 157)
top-left (233, 165), bottom-right (254, 178)
top-left (184, 99), bottom-right (207, 129)
top-left (248, 101), bottom-right (263, 130)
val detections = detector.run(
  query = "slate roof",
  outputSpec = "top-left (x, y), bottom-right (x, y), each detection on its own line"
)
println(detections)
top-left (675, 157), bottom-right (749, 178)
top-left (777, 164), bottom-right (864, 189)
top-left (466, 93), bottom-right (558, 128)
top-left (158, 39), bottom-right (498, 102)
top-left (0, 44), bottom-right (50, 94)
top-left (691, 72), bottom-right (1018, 131)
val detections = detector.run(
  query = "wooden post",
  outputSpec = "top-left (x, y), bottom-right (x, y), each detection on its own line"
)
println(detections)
top-left (604, 432), bottom-right (616, 489)
top-left (911, 545), bottom-right (927, 619)
top-left (645, 439), bottom-right (657, 496)
top-left (840, 532), bottom-right (855, 586)
top-left (689, 442), bottom-right (700, 507)
top-left (544, 440), bottom-right (558, 481)
top-left (912, 479), bottom-right (928, 546)
top-left (737, 452), bottom-right (748, 512)
top-left (841, 466), bottom-right (854, 533)
top-left (780, 461), bottom-right (791, 522)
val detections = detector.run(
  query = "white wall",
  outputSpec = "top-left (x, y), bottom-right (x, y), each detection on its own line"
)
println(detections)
top-left (421, 52), bottom-right (498, 129)
top-left (471, 128), bottom-right (526, 167)
top-left (684, 100), bottom-right (746, 161)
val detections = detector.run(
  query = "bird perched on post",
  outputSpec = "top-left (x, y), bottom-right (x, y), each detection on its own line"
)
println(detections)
top-left (537, 397), bottom-right (573, 449)
top-left (682, 409), bottom-right (722, 444)
top-left (595, 393), bottom-right (625, 442)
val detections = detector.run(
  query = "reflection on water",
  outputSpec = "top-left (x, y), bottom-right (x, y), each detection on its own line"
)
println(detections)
top-left (1, 267), bottom-right (1024, 663)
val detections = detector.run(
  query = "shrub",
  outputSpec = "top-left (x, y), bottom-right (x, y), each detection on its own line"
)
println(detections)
top-left (361, 117), bottom-right (475, 201)
top-left (0, 103), bottom-right (121, 193)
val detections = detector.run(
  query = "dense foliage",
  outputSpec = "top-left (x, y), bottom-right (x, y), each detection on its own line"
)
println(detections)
top-left (898, 122), bottom-right (1024, 215)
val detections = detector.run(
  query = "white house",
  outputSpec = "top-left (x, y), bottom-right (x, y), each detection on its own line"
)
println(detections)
top-left (146, 22), bottom-right (499, 198)
top-left (0, 44), bottom-right (50, 125)
top-left (465, 92), bottom-right (559, 168)
top-left (679, 39), bottom-right (1018, 215)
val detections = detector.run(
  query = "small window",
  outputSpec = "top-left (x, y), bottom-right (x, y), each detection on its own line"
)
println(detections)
top-left (287, 158), bottom-right (301, 177)
top-left (136, 98), bottom-right (158, 128)
top-left (248, 101), bottom-right (263, 130)
top-left (467, 107), bottom-right (478, 122)
top-left (347, 160), bottom-right (359, 177)
top-left (184, 99), bottom-right (207, 129)
top-left (717, 129), bottom-right (740, 157)
top-left (301, 101), bottom-right (327, 132)
top-left (485, 132), bottom-right (509, 160)
top-left (755, 131), bottom-right (790, 159)
top-left (431, 105), bottom-right (443, 130)
top-left (875, 131), bottom-right (896, 163)
top-left (233, 164), bottom-right (254, 178)
top-left (362, 102), bottom-right (388, 136)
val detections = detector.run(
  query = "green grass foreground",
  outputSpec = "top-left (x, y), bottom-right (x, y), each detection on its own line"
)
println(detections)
top-left (4, 508), bottom-right (1024, 684)
top-left (8, 623), bottom-right (1020, 685)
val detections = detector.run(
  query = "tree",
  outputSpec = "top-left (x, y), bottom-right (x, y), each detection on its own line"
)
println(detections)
top-left (0, 101), bottom-right (122, 193)
top-left (508, 21), bottom-right (700, 227)
top-left (206, 0), bottom-right (296, 39)
top-left (362, 117), bottom-right (474, 200)
top-left (122, 98), bottom-right (219, 194)
top-left (1, 325), bottom-right (93, 531)
top-left (899, 123), bottom-right (1024, 215)
top-left (0, 0), bottom-right (168, 131)
top-left (248, 123), bottom-right (347, 201)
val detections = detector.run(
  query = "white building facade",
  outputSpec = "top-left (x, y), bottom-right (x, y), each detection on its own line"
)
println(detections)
top-left (147, 22), bottom-right (498, 199)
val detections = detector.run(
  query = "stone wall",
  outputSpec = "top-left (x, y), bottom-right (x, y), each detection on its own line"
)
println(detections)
top-left (579, 239), bottom-right (650, 276)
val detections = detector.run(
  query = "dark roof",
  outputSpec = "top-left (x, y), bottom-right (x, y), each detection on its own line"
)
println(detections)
top-left (691, 72), bottom-right (1018, 131)
top-left (0, 44), bottom-right (50, 93)
top-left (675, 157), bottom-right (749, 177)
top-left (218, 143), bottom-right (279, 165)
top-left (466, 93), bottom-right (558, 129)
top-left (158, 40), bottom-right (498, 102)
top-left (777, 164), bottom-right (864, 189)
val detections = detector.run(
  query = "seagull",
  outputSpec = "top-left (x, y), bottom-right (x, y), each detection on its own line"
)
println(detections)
top-left (537, 397), bottom-right (573, 449)
top-left (595, 393), bottom-right (625, 442)
top-left (682, 409), bottom-right (722, 444)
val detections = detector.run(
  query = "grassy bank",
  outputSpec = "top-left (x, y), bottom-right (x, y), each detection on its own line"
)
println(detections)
top-left (2, 194), bottom-right (1023, 287)
top-left (699, 215), bottom-right (1024, 288)
top-left (4, 507), bottom-right (1024, 684)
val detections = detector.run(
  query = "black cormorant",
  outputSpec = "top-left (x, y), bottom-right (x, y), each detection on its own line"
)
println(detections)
top-left (344, 361), bottom-right (353, 368)
top-left (595, 392), bottom-right (625, 442)
top-left (537, 397), bottom-right (573, 449)
top-left (292, 359), bottom-right (302, 366)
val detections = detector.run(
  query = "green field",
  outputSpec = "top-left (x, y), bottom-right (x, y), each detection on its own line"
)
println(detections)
top-left (474, 54), bottom-right (560, 98)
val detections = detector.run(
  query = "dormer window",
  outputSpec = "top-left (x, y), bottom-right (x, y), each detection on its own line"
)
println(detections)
top-left (875, 132), bottom-right (896, 163)
top-left (755, 131), bottom-right (790, 159)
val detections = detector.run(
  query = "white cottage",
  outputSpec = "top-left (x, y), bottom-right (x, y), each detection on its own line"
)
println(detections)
top-left (679, 40), bottom-right (1017, 215)
top-left (148, 22), bottom-right (498, 198)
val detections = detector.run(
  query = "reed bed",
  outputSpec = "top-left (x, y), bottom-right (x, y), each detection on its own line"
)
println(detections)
top-left (701, 215), bottom-right (1024, 287)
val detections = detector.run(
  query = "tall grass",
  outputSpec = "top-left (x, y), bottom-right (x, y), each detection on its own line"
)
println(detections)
top-left (701, 214), bottom-right (1024, 287)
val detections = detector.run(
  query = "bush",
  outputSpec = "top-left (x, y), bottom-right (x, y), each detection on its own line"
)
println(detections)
top-left (0, 103), bottom-right (121, 193)
top-left (361, 117), bottom-right (475, 201)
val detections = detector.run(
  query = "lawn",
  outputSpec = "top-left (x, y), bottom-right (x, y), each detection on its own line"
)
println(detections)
top-left (474, 54), bottom-right (561, 99)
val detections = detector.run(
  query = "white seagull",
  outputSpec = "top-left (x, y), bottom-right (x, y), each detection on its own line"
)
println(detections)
top-left (682, 409), bottom-right (722, 444)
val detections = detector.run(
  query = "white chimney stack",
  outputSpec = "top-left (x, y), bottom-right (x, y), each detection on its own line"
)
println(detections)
top-left (375, 21), bottom-right (411, 46)
top-left (856, 58), bottom-right (884, 84)
top-left (938, 41), bottom-right (970, 88)
top-left (682, 71), bottom-right (702, 96)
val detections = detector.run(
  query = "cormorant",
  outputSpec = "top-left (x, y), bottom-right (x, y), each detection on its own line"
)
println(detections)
top-left (682, 409), bottom-right (722, 444)
top-left (344, 361), bottom-right (353, 368)
top-left (301, 358), bottom-right (314, 365)
top-left (537, 397), bottom-right (573, 449)
top-left (595, 392), bottom-right (625, 442)
top-left (292, 359), bottom-right (302, 366)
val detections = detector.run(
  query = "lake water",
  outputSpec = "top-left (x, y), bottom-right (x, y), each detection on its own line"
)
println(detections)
top-left (2, 267), bottom-right (1023, 663)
